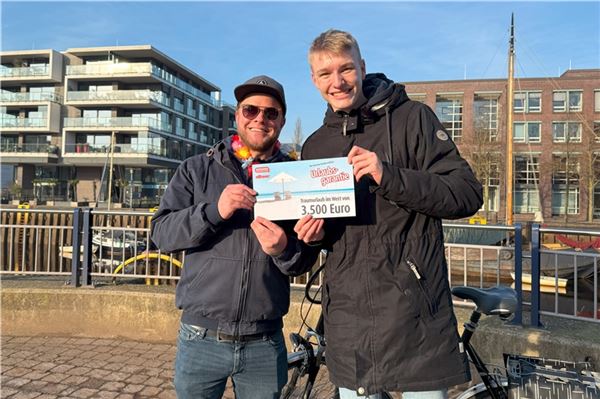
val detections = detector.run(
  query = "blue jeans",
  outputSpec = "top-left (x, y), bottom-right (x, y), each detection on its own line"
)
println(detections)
top-left (339, 387), bottom-right (448, 399)
top-left (174, 322), bottom-right (287, 399)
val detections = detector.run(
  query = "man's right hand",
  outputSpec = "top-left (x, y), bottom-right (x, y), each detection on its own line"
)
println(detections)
top-left (294, 215), bottom-right (325, 244)
top-left (218, 184), bottom-right (256, 220)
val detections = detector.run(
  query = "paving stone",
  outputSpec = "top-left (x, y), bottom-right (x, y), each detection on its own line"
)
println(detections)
top-left (33, 362), bottom-right (57, 372)
top-left (3, 376), bottom-right (31, 388)
top-left (61, 375), bottom-right (89, 385)
top-left (101, 371), bottom-right (130, 382)
top-left (41, 372), bottom-right (70, 384)
top-left (4, 367), bottom-right (30, 377)
top-left (122, 384), bottom-right (144, 394)
top-left (156, 389), bottom-right (177, 399)
top-left (125, 374), bottom-right (149, 384)
top-left (49, 364), bottom-right (74, 373)
top-left (138, 386), bottom-right (163, 397)
top-left (114, 394), bottom-right (134, 399)
top-left (0, 387), bottom-right (19, 398)
top-left (9, 392), bottom-right (42, 399)
top-left (142, 376), bottom-right (164, 387)
top-left (67, 366), bottom-right (92, 376)
top-left (38, 383), bottom-right (70, 395)
top-left (70, 388), bottom-right (99, 398)
top-left (93, 392), bottom-right (119, 399)
top-left (99, 381), bottom-right (126, 391)
top-left (21, 379), bottom-right (49, 391)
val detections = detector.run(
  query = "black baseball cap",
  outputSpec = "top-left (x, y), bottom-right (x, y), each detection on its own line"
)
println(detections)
top-left (234, 75), bottom-right (287, 115)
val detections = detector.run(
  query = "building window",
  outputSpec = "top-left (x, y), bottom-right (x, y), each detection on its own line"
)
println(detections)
top-left (514, 91), bottom-right (541, 113)
top-left (473, 94), bottom-right (499, 141)
top-left (595, 90), bottom-right (600, 112)
top-left (552, 122), bottom-right (582, 143)
top-left (594, 158), bottom-right (600, 218)
top-left (551, 155), bottom-right (580, 215)
top-left (594, 122), bottom-right (600, 143)
top-left (553, 90), bottom-right (582, 112)
top-left (514, 122), bottom-right (541, 143)
top-left (514, 155), bottom-right (540, 213)
top-left (435, 95), bottom-right (463, 142)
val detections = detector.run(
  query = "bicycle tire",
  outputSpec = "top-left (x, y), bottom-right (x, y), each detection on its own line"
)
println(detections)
top-left (454, 381), bottom-right (508, 399)
top-left (281, 367), bottom-right (303, 399)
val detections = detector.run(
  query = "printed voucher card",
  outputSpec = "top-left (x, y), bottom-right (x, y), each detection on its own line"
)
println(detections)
top-left (252, 157), bottom-right (356, 221)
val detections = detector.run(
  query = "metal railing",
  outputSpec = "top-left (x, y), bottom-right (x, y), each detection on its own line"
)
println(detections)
top-left (2, 208), bottom-right (599, 326)
top-left (63, 143), bottom-right (166, 156)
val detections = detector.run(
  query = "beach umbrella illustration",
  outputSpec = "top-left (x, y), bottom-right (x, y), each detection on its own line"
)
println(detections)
top-left (269, 172), bottom-right (297, 195)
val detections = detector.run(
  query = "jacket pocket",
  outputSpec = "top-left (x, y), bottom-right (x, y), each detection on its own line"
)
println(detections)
top-left (404, 256), bottom-right (438, 319)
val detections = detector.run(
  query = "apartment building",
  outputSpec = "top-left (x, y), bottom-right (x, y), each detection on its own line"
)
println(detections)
top-left (1, 45), bottom-right (234, 206)
top-left (404, 69), bottom-right (600, 224)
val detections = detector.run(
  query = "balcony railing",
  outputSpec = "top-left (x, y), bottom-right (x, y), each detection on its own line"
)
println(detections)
top-left (0, 143), bottom-right (58, 154)
top-left (63, 116), bottom-right (172, 132)
top-left (0, 116), bottom-right (47, 128)
top-left (66, 63), bottom-right (153, 76)
top-left (0, 91), bottom-right (61, 103)
top-left (65, 62), bottom-right (221, 108)
top-left (66, 90), bottom-right (168, 106)
top-left (64, 143), bottom-right (166, 157)
top-left (0, 65), bottom-right (49, 78)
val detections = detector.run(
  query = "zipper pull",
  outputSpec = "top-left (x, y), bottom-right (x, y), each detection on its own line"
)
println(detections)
top-left (342, 115), bottom-right (348, 136)
top-left (407, 260), bottom-right (422, 279)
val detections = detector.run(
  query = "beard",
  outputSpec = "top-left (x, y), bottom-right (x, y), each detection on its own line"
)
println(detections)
top-left (239, 132), bottom-right (279, 156)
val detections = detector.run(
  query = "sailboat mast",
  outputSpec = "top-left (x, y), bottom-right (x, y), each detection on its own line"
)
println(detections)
top-left (506, 13), bottom-right (515, 225)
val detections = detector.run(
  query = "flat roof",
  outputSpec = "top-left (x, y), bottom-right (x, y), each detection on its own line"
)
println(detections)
top-left (64, 45), bottom-right (220, 92)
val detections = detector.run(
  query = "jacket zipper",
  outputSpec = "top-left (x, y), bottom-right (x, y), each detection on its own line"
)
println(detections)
top-left (233, 228), bottom-right (251, 335)
top-left (342, 114), bottom-right (348, 136)
top-left (406, 258), bottom-right (435, 316)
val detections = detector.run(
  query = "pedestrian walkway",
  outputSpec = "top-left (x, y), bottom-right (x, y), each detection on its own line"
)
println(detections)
top-left (1, 335), bottom-right (181, 399)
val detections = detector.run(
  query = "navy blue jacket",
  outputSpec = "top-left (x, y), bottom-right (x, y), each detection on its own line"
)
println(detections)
top-left (152, 137), bottom-right (320, 335)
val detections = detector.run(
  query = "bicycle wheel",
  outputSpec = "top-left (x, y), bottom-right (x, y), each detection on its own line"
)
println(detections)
top-left (455, 382), bottom-right (508, 399)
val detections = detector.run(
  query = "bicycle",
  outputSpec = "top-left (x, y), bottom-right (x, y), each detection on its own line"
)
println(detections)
top-left (452, 285), bottom-right (599, 399)
top-left (284, 270), bottom-right (600, 399)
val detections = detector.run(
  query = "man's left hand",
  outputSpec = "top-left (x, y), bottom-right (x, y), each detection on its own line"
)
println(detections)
top-left (251, 216), bottom-right (288, 256)
top-left (347, 145), bottom-right (383, 185)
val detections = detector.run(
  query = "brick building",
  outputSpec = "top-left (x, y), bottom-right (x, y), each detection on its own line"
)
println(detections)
top-left (404, 69), bottom-right (600, 224)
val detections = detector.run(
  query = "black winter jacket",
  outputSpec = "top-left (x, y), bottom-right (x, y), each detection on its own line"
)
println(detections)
top-left (151, 137), bottom-right (320, 335)
top-left (301, 74), bottom-right (483, 394)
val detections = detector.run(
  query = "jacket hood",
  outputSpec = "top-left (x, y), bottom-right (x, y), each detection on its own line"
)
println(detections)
top-left (322, 73), bottom-right (409, 131)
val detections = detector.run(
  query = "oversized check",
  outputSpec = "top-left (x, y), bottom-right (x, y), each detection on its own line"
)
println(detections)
top-left (252, 157), bottom-right (356, 221)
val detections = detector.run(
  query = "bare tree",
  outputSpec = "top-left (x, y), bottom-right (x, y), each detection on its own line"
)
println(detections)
top-left (293, 118), bottom-right (303, 149)
top-left (582, 122), bottom-right (600, 222)
top-left (461, 123), bottom-right (504, 221)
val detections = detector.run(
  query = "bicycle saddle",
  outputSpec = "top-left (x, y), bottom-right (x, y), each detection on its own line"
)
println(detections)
top-left (452, 286), bottom-right (518, 316)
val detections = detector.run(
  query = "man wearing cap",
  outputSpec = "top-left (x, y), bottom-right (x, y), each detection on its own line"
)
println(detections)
top-left (151, 75), bottom-right (321, 399)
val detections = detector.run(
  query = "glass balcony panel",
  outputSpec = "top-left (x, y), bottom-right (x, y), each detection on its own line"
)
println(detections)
top-left (0, 143), bottom-right (57, 153)
top-left (0, 65), bottom-right (49, 77)
top-left (0, 116), bottom-right (47, 128)
top-left (0, 91), bottom-right (61, 103)
top-left (63, 116), bottom-right (172, 132)
top-left (66, 62), bottom-right (153, 76)
top-left (66, 90), bottom-right (169, 106)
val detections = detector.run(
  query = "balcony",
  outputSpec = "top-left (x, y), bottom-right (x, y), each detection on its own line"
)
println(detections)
top-left (63, 116), bottom-right (171, 133)
top-left (0, 64), bottom-right (49, 78)
top-left (0, 143), bottom-right (59, 164)
top-left (66, 62), bottom-right (153, 76)
top-left (66, 62), bottom-right (222, 109)
top-left (66, 90), bottom-right (169, 107)
top-left (0, 91), bottom-right (62, 103)
top-left (64, 143), bottom-right (166, 157)
top-left (0, 116), bottom-right (48, 129)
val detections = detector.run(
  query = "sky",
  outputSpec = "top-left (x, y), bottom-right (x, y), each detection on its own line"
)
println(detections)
top-left (1, 1), bottom-right (599, 143)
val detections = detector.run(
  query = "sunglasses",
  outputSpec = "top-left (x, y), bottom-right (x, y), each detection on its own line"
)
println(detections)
top-left (241, 104), bottom-right (280, 121)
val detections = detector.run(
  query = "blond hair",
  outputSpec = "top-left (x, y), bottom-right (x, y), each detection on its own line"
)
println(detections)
top-left (308, 29), bottom-right (362, 61)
